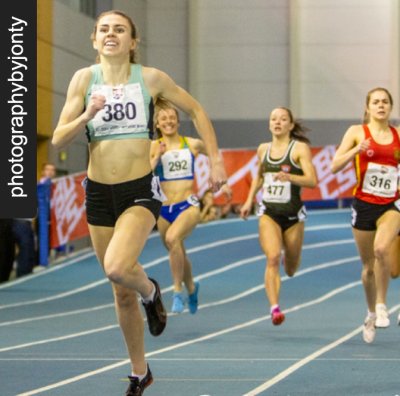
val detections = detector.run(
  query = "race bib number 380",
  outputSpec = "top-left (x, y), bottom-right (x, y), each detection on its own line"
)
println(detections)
top-left (91, 83), bottom-right (147, 136)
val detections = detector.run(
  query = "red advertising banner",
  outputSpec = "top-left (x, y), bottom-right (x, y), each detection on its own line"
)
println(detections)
top-left (302, 146), bottom-right (356, 201)
top-left (50, 172), bottom-right (88, 248)
top-left (195, 146), bottom-right (357, 204)
top-left (49, 146), bottom-right (356, 247)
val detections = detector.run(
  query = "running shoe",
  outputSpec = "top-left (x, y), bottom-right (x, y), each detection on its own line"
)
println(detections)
top-left (271, 307), bottom-right (285, 326)
top-left (187, 282), bottom-right (200, 314)
top-left (375, 304), bottom-right (390, 328)
top-left (141, 278), bottom-right (167, 336)
top-left (171, 292), bottom-right (185, 313)
top-left (362, 315), bottom-right (376, 344)
top-left (126, 364), bottom-right (153, 396)
top-left (397, 311), bottom-right (400, 326)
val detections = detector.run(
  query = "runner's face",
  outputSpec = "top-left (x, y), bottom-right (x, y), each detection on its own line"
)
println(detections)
top-left (269, 108), bottom-right (293, 137)
top-left (156, 109), bottom-right (179, 137)
top-left (367, 91), bottom-right (392, 122)
top-left (94, 14), bottom-right (135, 58)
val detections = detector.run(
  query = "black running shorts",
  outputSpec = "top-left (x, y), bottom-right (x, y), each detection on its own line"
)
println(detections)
top-left (85, 173), bottom-right (164, 227)
top-left (351, 197), bottom-right (400, 231)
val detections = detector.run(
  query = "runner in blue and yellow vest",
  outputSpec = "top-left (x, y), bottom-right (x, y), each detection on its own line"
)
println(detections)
top-left (151, 99), bottom-right (232, 315)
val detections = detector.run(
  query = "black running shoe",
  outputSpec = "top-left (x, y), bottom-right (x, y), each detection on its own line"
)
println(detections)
top-left (126, 365), bottom-right (153, 396)
top-left (142, 278), bottom-right (167, 336)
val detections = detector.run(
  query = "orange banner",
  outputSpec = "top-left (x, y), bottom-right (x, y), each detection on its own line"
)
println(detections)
top-left (49, 147), bottom-right (356, 247)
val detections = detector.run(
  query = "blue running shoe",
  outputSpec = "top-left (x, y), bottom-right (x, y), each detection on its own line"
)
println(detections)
top-left (187, 282), bottom-right (200, 314)
top-left (171, 292), bottom-right (184, 313)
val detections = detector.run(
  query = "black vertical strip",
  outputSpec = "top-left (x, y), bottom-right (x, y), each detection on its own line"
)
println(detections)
top-left (0, 1), bottom-right (37, 218)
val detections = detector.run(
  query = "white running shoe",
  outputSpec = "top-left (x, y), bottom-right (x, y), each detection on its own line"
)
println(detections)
top-left (375, 304), bottom-right (390, 328)
top-left (363, 316), bottom-right (376, 344)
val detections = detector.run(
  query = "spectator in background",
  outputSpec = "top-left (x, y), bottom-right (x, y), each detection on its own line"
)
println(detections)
top-left (240, 107), bottom-right (317, 326)
top-left (39, 163), bottom-right (56, 183)
top-left (37, 162), bottom-right (57, 266)
top-left (220, 202), bottom-right (246, 219)
top-left (331, 87), bottom-right (400, 343)
top-left (205, 205), bottom-right (221, 222)
top-left (0, 219), bottom-right (15, 283)
top-left (199, 189), bottom-right (215, 223)
top-left (12, 218), bottom-right (36, 278)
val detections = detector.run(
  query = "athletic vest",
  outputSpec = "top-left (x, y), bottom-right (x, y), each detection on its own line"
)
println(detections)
top-left (84, 64), bottom-right (153, 142)
top-left (154, 136), bottom-right (195, 182)
top-left (261, 139), bottom-right (304, 214)
top-left (353, 125), bottom-right (400, 204)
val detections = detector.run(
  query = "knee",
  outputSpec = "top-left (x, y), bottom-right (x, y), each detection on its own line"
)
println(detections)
top-left (374, 241), bottom-right (391, 262)
top-left (362, 266), bottom-right (374, 279)
top-left (267, 254), bottom-right (281, 269)
top-left (105, 267), bottom-right (124, 284)
top-left (104, 257), bottom-right (130, 285)
top-left (164, 233), bottom-right (181, 251)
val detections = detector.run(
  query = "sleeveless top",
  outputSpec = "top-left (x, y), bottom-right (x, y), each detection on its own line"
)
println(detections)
top-left (353, 124), bottom-right (400, 204)
top-left (261, 139), bottom-right (304, 214)
top-left (154, 136), bottom-right (195, 182)
top-left (84, 64), bottom-right (153, 142)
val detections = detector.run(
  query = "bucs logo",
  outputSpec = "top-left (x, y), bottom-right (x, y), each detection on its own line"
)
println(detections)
top-left (112, 85), bottom-right (124, 100)
top-left (281, 165), bottom-right (291, 173)
top-left (380, 166), bottom-right (388, 174)
top-left (366, 149), bottom-right (374, 157)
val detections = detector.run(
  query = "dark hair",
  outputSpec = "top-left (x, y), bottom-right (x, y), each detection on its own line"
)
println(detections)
top-left (91, 10), bottom-right (138, 64)
top-left (153, 98), bottom-right (180, 139)
top-left (272, 107), bottom-right (311, 144)
top-left (363, 87), bottom-right (393, 124)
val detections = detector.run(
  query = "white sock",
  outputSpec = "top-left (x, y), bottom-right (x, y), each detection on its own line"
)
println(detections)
top-left (367, 311), bottom-right (376, 319)
top-left (142, 282), bottom-right (155, 303)
top-left (131, 366), bottom-right (147, 381)
top-left (376, 303), bottom-right (386, 310)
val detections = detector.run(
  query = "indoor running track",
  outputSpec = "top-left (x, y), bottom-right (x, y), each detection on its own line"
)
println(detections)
top-left (1, 209), bottom-right (400, 396)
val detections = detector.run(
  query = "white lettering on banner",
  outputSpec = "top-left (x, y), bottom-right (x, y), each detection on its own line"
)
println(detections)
top-left (195, 153), bottom-right (261, 198)
top-left (195, 152), bottom-right (263, 201)
top-left (51, 176), bottom-right (86, 245)
top-left (313, 146), bottom-right (356, 199)
top-left (217, 154), bottom-right (258, 193)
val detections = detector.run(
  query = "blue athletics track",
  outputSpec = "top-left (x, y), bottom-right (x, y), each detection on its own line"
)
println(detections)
top-left (1, 208), bottom-right (399, 396)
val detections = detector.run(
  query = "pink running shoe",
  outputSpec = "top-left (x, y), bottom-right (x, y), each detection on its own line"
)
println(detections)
top-left (271, 307), bottom-right (285, 326)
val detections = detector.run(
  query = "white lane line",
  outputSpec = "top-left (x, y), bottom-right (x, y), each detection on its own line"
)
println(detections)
top-left (0, 248), bottom-right (358, 327)
top-left (0, 229), bottom-right (353, 310)
top-left (244, 303), bottom-right (400, 396)
top-left (0, 212), bottom-right (351, 290)
top-left (0, 250), bottom-right (95, 290)
top-left (15, 280), bottom-right (361, 396)
top-left (0, 255), bottom-right (359, 350)
top-left (0, 251), bottom-right (358, 327)
top-left (0, 279), bottom-right (108, 310)
top-left (0, 303), bottom-right (114, 327)
top-left (0, 325), bottom-right (117, 353)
